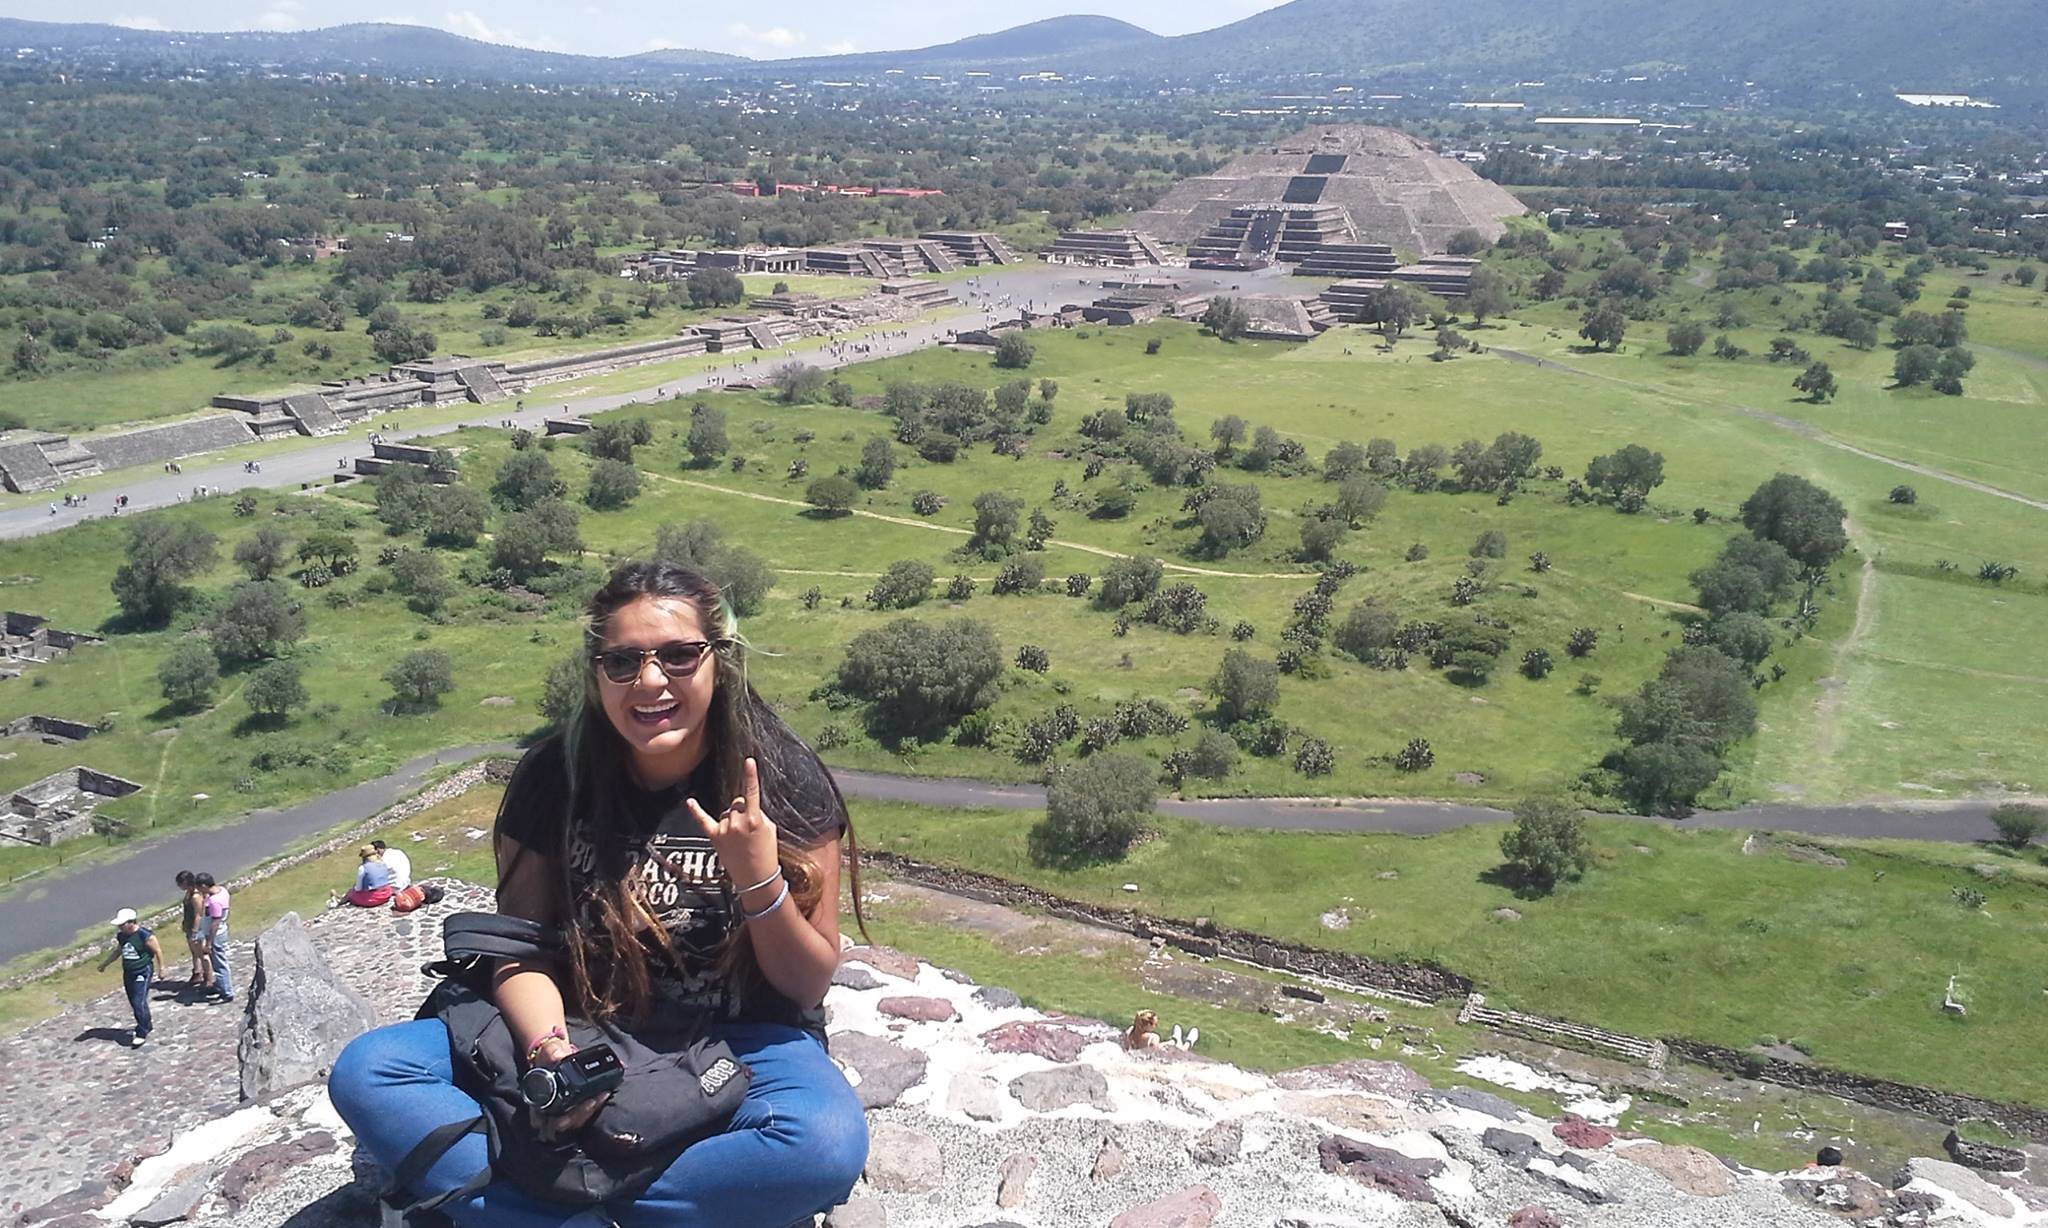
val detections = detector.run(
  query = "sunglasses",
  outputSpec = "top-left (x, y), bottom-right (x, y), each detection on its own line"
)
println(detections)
top-left (592, 640), bottom-right (726, 684)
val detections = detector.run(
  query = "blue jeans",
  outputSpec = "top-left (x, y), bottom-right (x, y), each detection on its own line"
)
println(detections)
top-left (330, 1019), bottom-right (868, 1228)
top-left (208, 921), bottom-right (233, 999)
top-left (124, 967), bottom-right (153, 1038)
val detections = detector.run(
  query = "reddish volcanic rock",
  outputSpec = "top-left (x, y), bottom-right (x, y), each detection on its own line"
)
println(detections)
top-left (1109, 1183), bottom-right (1222, 1228)
top-left (878, 995), bottom-right (960, 1022)
top-left (1508, 1206), bottom-right (1565, 1228)
top-left (844, 945), bottom-right (921, 979)
top-left (1553, 1115), bottom-right (1615, 1150)
top-left (980, 1019), bottom-right (1095, 1063)
top-left (1275, 1059), bottom-right (1433, 1096)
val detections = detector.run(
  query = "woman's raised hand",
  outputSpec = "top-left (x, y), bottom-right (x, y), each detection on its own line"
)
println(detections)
top-left (685, 757), bottom-right (780, 889)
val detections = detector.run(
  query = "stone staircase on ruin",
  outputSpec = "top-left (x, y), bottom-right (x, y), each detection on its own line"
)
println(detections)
top-left (282, 393), bottom-right (346, 437)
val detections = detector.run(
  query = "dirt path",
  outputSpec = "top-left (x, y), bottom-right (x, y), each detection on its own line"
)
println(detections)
top-left (1488, 348), bottom-right (2048, 514)
top-left (646, 472), bottom-right (1310, 580)
top-left (1808, 534), bottom-right (1881, 774)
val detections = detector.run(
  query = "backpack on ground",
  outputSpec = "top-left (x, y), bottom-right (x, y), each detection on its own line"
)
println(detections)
top-left (380, 912), bottom-right (750, 1223)
top-left (389, 885), bottom-right (427, 914)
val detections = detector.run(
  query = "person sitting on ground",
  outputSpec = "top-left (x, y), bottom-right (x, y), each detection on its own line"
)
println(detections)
top-left (1125, 1009), bottom-right (1163, 1050)
top-left (330, 559), bottom-right (871, 1227)
top-left (343, 845), bottom-right (396, 908)
top-left (372, 838), bottom-right (412, 891)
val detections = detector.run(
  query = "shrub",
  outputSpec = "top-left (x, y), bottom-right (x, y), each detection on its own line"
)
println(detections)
top-left (1394, 738), bottom-right (1434, 771)
top-left (1015, 645), bottom-right (1050, 673)
top-left (584, 458), bottom-right (641, 510)
top-left (1405, 543), bottom-right (1429, 562)
top-left (1065, 574), bottom-right (1092, 598)
top-left (1230, 620), bottom-right (1256, 641)
top-left (994, 331), bottom-right (1036, 369)
top-left (1187, 730), bottom-right (1240, 779)
top-left (1521, 647), bottom-right (1554, 679)
top-left (805, 474), bottom-right (860, 514)
top-left (1499, 796), bottom-right (1592, 891)
top-left (910, 490), bottom-right (945, 516)
top-left (1566, 627), bottom-right (1599, 658)
top-left (1889, 485), bottom-right (1918, 505)
top-left (1030, 754), bottom-right (1155, 865)
top-left (157, 640), bottom-right (220, 712)
top-left (868, 560), bottom-right (935, 610)
top-left (385, 649), bottom-right (455, 709)
top-left (1334, 601), bottom-right (1398, 660)
top-left (1095, 556), bottom-right (1164, 608)
top-left (992, 555), bottom-right (1045, 595)
top-left (836, 618), bottom-right (1003, 741)
top-left (1294, 737), bottom-right (1335, 777)
top-left (946, 574), bottom-right (976, 601)
top-left (1989, 802), bottom-right (2047, 849)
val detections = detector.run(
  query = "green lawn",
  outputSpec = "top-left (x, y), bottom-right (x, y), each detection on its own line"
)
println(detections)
top-left (856, 798), bottom-right (2048, 1110)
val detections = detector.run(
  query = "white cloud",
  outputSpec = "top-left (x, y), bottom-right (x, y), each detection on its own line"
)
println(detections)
top-left (822, 39), bottom-right (858, 55)
top-left (437, 10), bottom-right (566, 51)
top-left (252, 0), bottom-right (303, 32)
top-left (110, 14), bottom-right (168, 29)
top-left (726, 22), bottom-right (805, 50)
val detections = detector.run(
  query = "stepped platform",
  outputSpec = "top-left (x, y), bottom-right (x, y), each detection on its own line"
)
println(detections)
top-left (0, 438), bottom-right (64, 494)
top-left (803, 248), bottom-right (891, 278)
top-left (1292, 242), bottom-right (1400, 279)
top-left (919, 230), bottom-right (1019, 265)
top-left (861, 238), bottom-right (957, 276)
top-left (1238, 296), bottom-right (1334, 342)
top-left (500, 333), bottom-right (710, 391)
top-left (691, 319), bottom-right (760, 352)
top-left (84, 415), bottom-right (254, 472)
top-left (745, 321), bottom-right (787, 350)
top-left (1042, 228), bottom-right (1168, 267)
top-left (282, 393), bottom-right (345, 437)
top-left (1134, 124), bottom-right (1525, 258)
top-left (453, 364), bottom-right (508, 404)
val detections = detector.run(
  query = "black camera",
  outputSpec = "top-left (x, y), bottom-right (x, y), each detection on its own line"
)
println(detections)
top-left (518, 1043), bottom-right (624, 1117)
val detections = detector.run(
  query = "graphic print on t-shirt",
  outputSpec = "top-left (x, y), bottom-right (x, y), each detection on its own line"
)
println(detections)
top-left (565, 822), bottom-right (737, 1012)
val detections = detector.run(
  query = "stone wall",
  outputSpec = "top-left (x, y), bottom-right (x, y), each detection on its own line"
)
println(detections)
top-left (1664, 1037), bottom-right (2048, 1144)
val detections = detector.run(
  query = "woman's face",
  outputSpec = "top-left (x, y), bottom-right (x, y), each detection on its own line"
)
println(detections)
top-left (595, 594), bottom-right (720, 784)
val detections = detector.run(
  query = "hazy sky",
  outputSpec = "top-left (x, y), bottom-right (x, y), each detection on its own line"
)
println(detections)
top-left (14, 1), bottom-right (1288, 58)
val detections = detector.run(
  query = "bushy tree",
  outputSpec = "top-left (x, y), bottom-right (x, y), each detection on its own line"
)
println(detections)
top-left (388, 549), bottom-right (455, 614)
top-left (1201, 297), bottom-right (1251, 341)
top-left (968, 490), bottom-right (1025, 559)
top-left (854, 437), bottom-right (896, 490)
top-left (685, 403), bottom-right (730, 465)
top-left (492, 451), bottom-right (567, 511)
top-left (868, 560), bottom-right (935, 609)
top-left (1584, 444), bottom-right (1665, 497)
top-left (1030, 754), bottom-right (1156, 865)
top-left (1214, 649), bottom-right (1280, 721)
top-left (1740, 474), bottom-right (1848, 569)
top-left (1471, 530), bottom-right (1508, 559)
top-left (157, 639), bottom-right (221, 712)
top-left (1499, 796), bottom-right (1592, 892)
top-left (244, 659), bottom-right (308, 721)
top-left (993, 331), bottom-right (1035, 369)
top-left (836, 618), bottom-right (1003, 741)
top-left (1196, 484), bottom-right (1265, 555)
top-left (1793, 361), bottom-right (1838, 402)
top-left (374, 465), bottom-right (435, 534)
top-left (584, 458), bottom-right (641, 511)
top-left (686, 267), bottom-right (744, 308)
top-left (423, 484), bottom-right (489, 548)
top-left (771, 362), bottom-right (828, 405)
top-left (1892, 343), bottom-right (1940, 386)
top-left (1335, 601), bottom-right (1398, 660)
top-left (993, 556), bottom-right (1046, 596)
top-left (385, 649), bottom-right (455, 709)
top-left (1211, 415), bottom-right (1249, 455)
top-left (1666, 321), bottom-right (1707, 356)
top-left (1187, 730), bottom-right (1240, 780)
top-left (1616, 646), bottom-right (1758, 752)
top-left (1579, 304), bottom-right (1627, 352)
top-left (805, 474), bottom-right (860, 514)
top-left (1332, 478), bottom-right (1387, 526)
top-left (112, 521), bottom-right (220, 626)
top-left (1706, 611), bottom-right (1776, 666)
top-left (208, 580), bottom-right (306, 663)
top-left (1566, 627), bottom-right (1599, 658)
top-left (538, 653), bottom-right (586, 727)
top-left (1095, 555), bottom-right (1164, 608)
top-left (1989, 802), bottom-right (2047, 849)
top-left (1690, 535), bottom-right (1801, 616)
top-left (234, 525), bottom-right (291, 581)
top-left (651, 520), bottom-right (776, 615)
top-left (491, 499), bottom-right (581, 581)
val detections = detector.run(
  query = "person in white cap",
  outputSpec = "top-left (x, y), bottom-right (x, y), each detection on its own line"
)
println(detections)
top-left (96, 909), bottom-right (164, 1048)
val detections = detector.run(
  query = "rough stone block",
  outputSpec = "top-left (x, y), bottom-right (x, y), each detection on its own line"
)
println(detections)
top-left (238, 914), bottom-right (379, 1101)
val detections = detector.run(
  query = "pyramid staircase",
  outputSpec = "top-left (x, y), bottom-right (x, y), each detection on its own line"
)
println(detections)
top-left (282, 393), bottom-right (346, 437)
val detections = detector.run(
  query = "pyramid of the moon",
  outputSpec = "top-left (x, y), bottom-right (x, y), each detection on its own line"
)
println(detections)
top-left (1132, 124), bottom-right (1527, 260)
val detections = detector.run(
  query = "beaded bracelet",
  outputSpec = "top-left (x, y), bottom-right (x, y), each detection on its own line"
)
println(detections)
top-left (741, 878), bottom-right (791, 922)
top-left (524, 1024), bottom-right (571, 1066)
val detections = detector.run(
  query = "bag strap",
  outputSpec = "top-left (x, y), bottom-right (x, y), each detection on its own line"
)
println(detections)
top-left (440, 911), bottom-right (564, 964)
top-left (382, 1115), bottom-right (493, 1221)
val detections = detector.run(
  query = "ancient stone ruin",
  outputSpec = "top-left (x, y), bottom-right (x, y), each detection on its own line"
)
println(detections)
top-left (1133, 125), bottom-right (1526, 265)
top-left (1043, 228), bottom-right (1171, 267)
top-left (0, 764), bottom-right (141, 846)
top-left (0, 610), bottom-right (101, 680)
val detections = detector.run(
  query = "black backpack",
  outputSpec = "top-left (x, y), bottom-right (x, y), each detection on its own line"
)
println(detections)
top-left (382, 913), bottom-right (752, 1222)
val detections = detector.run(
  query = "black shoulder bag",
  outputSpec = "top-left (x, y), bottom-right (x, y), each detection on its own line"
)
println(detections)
top-left (380, 912), bottom-right (752, 1223)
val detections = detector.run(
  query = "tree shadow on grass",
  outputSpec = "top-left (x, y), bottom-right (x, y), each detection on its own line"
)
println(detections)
top-left (1477, 862), bottom-right (1564, 902)
top-left (232, 712), bottom-right (291, 738)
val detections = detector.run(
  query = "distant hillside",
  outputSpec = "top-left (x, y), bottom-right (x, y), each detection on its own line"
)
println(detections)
top-left (1092, 0), bottom-right (2043, 91)
top-left (781, 15), bottom-right (1160, 71)
top-left (0, 18), bottom-right (736, 77)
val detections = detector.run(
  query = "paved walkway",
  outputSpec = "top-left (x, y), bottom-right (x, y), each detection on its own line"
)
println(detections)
top-left (0, 744), bottom-right (516, 965)
top-left (0, 879), bottom-right (494, 1218)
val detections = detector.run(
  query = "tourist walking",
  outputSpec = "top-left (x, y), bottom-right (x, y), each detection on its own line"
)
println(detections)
top-left (97, 908), bottom-right (163, 1047)
top-left (331, 559), bottom-right (870, 1228)
top-left (197, 872), bottom-right (233, 1003)
top-left (176, 870), bottom-right (209, 987)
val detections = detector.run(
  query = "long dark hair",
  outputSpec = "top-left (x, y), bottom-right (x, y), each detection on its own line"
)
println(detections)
top-left (554, 559), bottom-right (869, 1024)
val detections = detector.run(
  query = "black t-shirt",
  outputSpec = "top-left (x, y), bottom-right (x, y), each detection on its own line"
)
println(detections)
top-left (494, 721), bottom-right (846, 1035)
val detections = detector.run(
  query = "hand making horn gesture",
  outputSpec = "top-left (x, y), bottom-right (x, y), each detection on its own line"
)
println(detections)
top-left (685, 757), bottom-right (781, 897)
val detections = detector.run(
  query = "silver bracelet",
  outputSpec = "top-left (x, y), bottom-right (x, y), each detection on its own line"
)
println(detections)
top-left (741, 878), bottom-right (790, 922)
top-left (734, 868), bottom-right (782, 895)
